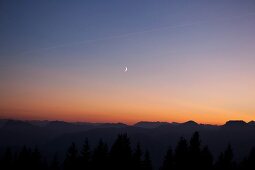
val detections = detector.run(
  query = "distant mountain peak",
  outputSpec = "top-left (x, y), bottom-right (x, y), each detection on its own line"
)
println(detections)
top-left (182, 120), bottom-right (198, 126)
top-left (224, 120), bottom-right (247, 127)
top-left (2, 119), bottom-right (36, 130)
top-left (5, 119), bottom-right (31, 126)
top-left (248, 120), bottom-right (255, 125)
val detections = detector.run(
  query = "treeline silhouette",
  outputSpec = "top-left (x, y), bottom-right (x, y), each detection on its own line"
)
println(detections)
top-left (1, 132), bottom-right (255, 170)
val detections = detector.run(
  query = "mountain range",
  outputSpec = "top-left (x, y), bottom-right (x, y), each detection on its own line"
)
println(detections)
top-left (1, 119), bottom-right (255, 168)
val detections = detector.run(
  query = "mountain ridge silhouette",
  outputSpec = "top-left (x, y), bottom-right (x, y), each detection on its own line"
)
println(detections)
top-left (1, 119), bottom-right (255, 168)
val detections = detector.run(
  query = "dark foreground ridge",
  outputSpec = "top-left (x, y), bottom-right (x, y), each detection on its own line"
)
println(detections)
top-left (1, 119), bottom-right (255, 170)
top-left (1, 132), bottom-right (255, 170)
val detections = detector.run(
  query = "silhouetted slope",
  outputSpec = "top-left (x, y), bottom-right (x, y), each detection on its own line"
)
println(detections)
top-left (134, 122), bottom-right (170, 128)
top-left (1, 119), bottom-right (255, 169)
top-left (2, 132), bottom-right (255, 170)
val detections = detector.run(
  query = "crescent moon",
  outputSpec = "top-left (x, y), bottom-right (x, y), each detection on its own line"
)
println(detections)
top-left (124, 67), bottom-right (128, 72)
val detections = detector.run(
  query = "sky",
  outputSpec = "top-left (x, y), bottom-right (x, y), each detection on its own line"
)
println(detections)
top-left (0, 0), bottom-right (255, 124)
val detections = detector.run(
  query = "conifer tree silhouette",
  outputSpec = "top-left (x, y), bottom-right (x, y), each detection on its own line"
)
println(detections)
top-left (64, 142), bottom-right (80, 170)
top-left (110, 134), bottom-right (132, 170)
top-left (215, 144), bottom-right (235, 170)
top-left (31, 147), bottom-right (43, 170)
top-left (174, 137), bottom-right (189, 170)
top-left (142, 150), bottom-right (153, 170)
top-left (246, 147), bottom-right (255, 170)
top-left (201, 146), bottom-right (213, 170)
top-left (240, 147), bottom-right (255, 170)
top-left (133, 143), bottom-right (143, 170)
top-left (161, 147), bottom-right (173, 170)
top-left (188, 131), bottom-right (202, 170)
top-left (0, 147), bottom-right (13, 170)
top-left (81, 139), bottom-right (91, 170)
top-left (91, 139), bottom-right (109, 170)
top-left (17, 146), bottom-right (33, 170)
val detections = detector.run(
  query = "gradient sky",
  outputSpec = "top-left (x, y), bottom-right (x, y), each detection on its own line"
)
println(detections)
top-left (1, 0), bottom-right (255, 124)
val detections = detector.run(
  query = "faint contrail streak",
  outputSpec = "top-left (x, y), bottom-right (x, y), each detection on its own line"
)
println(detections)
top-left (20, 12), bottom-right (255, 55)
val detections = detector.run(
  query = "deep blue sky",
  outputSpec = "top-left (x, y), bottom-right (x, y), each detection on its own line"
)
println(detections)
top-left (1, 0), bottom-right (255, 123)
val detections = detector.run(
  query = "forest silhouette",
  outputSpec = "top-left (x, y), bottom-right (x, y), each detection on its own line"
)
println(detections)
top-left (1, 132), bottom-right (255, 170)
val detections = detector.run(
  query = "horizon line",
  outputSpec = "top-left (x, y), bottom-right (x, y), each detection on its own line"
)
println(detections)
top-left (1, 117), bottom-right (254, 126)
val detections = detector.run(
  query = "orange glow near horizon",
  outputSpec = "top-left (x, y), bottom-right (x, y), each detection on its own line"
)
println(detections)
top-left (0, 108), bottom-right (254, 125)
top-left (1, 81), bottom-right (255, 125)
top-left (1, 63), bottom-right (255, 125)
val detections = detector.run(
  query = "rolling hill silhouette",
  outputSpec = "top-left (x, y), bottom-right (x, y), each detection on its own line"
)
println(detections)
top-left (1, 119), bottom-right (255, 169)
